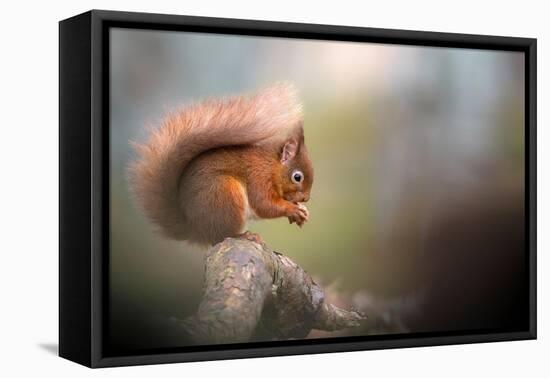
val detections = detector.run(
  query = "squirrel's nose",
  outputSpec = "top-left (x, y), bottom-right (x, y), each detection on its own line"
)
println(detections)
top-left (303, 194), bottom-right (310, 203)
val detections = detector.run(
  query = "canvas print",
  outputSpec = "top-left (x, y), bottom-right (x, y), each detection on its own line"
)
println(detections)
top-left (109, 28), bottom-right (526, 353)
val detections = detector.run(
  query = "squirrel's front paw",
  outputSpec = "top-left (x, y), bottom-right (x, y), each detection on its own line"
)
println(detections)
top-left (287, 203), bottom-right (309, 227)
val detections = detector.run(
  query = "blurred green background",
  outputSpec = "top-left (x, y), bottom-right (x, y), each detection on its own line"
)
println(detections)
top-left (109, 28), bottom-right (525, 351)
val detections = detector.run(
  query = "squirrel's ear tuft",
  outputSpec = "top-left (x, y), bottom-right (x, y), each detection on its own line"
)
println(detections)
top-left (281, 139), bottom-right (298, 165)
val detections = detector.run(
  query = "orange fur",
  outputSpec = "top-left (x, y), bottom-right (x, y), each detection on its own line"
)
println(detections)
top-left (129, 83), bottom-right (313, 245)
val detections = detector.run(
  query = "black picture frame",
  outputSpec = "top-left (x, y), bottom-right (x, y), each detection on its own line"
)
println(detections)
top-left (59, 9), bottom-right (537, 368)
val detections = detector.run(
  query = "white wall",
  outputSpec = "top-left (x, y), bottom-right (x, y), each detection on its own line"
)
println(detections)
top-left (0, 0), bottom-right (546, 376)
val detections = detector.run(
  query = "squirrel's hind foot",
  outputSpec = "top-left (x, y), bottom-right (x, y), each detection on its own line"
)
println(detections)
top-left (238, 231), bottom-right (265, 246)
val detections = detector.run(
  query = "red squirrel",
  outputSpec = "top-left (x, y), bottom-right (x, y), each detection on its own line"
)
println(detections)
top-left (130, 84), bottom-right (314, 245)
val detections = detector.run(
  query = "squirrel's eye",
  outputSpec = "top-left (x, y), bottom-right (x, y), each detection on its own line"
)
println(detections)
top-left (291, 170), bottom-right (304, 184)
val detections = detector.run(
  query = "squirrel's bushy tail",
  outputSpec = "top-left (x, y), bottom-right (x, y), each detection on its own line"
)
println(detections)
top-left (129, 83), bottom-right (303, 240)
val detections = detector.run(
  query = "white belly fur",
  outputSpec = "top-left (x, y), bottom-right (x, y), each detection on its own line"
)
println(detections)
top-left (236, 182), bottom-right (260, 230)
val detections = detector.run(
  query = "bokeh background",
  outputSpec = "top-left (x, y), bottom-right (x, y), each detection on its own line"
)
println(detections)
top-left (109, 28), bottom-right (526, 352)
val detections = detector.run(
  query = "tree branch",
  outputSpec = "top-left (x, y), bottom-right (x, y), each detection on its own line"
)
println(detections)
top-left (180, 237), bottom-right (366, 344)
